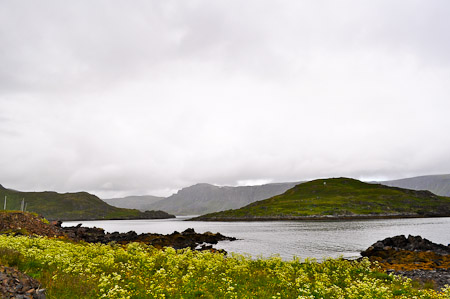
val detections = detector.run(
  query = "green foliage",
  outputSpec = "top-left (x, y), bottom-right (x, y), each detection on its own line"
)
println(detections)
top-left (197, 178), bottom-right (450, 220)
top-left (0, 235), bottom-right (449, 298)
top-left (0, 246), bottom-right (24, 267)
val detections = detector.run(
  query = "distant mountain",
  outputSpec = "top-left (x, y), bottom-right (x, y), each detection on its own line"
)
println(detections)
top-left (379, 174), bottom-right (450, 197)
top-left (147, 182), bottom-right (301, 215)
top-left (0, 184), bottom-right (174, 221)
top-left (103, 195), bottom-right (165, 211)
top-left (194, 178), bottom-right (450, 221)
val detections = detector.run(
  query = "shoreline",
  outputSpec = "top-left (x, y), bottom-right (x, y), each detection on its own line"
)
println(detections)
top-left (191, 213), bottom-right (450, 221)
top-left (49, 215), bottom-right (176, 222)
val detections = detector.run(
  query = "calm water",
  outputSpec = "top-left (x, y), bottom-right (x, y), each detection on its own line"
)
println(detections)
top-left (63, 217), bottom-right (450, 260)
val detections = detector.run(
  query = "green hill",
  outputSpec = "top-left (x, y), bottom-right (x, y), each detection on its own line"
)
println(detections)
top-left (193, 178), bottom-right (450, 221)
top-left (0, 184), bottom-right (175, 221)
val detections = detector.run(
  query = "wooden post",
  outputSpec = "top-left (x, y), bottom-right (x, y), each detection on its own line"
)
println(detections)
top-left (3, 196), bottom-right (6, 210)
top-left (21, 199), bottom-right (25, 212)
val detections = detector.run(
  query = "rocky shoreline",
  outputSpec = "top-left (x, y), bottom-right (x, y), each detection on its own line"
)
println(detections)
top-left (361, 235), bottom-right (450, 290)
top-left (59, 222), bottom-right (237, 250)
top-left (0, 211), bottom-right (237, 251)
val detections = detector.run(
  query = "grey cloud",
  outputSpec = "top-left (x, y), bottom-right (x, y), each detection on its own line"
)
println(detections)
top-left (0, 1), bottom-right (449, 197)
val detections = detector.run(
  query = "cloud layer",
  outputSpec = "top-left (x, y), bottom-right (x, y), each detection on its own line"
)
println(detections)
top-left (1, 1), bottom-right (450, 197)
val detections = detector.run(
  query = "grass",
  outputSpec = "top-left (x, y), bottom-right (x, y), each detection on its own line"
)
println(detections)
top-left (196, 178), bottom-right (450, 220)
top-left (0, 234), bottom-right (448, 298)
top-left (0, 185), bottom-right (173, 220)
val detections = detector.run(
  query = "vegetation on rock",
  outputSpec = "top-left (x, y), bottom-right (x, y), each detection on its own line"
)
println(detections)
top-left (0, 211), bottom-right (65, 237)
top-left (361, 235), bottom-right (450, 290)
top-left (194, 178), bottom-right (450, 220)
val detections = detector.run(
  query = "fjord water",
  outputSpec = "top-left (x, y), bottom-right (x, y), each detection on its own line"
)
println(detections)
top-left (64, 217), bottom-right (450, 260)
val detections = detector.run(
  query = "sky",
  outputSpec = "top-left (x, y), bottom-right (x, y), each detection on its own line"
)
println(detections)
top-left (1, 1), bottom-right (450, 198)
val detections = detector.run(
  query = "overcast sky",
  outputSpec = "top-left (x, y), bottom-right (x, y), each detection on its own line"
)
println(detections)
top-left (1, 1), bottom-right (450, 198)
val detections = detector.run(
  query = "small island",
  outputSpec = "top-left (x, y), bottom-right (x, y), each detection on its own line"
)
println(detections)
top-left (193, 178), bottom-right (450, 221)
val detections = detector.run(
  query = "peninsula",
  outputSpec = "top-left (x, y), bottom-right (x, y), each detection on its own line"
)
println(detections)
top-left (193, 178), bottom-right (450, 221)
top-left (0, 184), bottom-right (174, 221)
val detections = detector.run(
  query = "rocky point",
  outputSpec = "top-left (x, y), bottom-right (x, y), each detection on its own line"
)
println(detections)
top-left (361, 235), bottom-right (450, 290)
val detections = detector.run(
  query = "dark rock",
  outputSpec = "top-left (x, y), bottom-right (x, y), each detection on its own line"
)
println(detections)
top-left (59, 225), bottom-right (236, 251)
top-left (361, 235), bottom-right (450, 291)
top-left (50, 220), bottom-right (62, 228)
top-left (0, 212), bottom-right (64, 238)
top-left (361, 235), bottom-right (450, 257)
top-left (182, 228), bottom-right (195, 234)
top-left (0, 266), bottom-right (46, 299)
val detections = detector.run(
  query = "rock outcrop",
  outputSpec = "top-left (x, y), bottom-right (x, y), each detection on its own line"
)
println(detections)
top-left (0, 212), bottom-right (65, 237)
top-left (361, 235), bottom-right (450, 257)
top-left (60, 223), bottom-right (236, 250)
top-left (361, 235), bottom-right (450, 290)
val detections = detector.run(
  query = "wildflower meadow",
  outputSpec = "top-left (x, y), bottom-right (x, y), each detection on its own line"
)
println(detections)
top-left (0, 235), bottom-right (448, 298)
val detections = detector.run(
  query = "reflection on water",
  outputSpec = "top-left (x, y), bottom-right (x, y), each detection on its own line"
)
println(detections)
top-left (64, 217), bottom-right (450, 260)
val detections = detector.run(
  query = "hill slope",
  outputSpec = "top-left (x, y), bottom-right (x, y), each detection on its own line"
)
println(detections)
top-left (194, 178), bottom-right (450, 220)
top-left (103, 195), bottom-right (165, 211)
top-left (147, 182), bottom-right (300, 215)
top-left (380, 174), bottom-right (450, 197)
top-left (0, 185), bottom-right (174, 221)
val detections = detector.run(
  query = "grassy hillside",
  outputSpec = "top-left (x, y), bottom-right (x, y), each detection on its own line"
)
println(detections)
top-left (194, 178), bottom-right (450, 220)
top-left (0, 184), bottom-right (174, 221)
